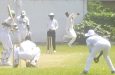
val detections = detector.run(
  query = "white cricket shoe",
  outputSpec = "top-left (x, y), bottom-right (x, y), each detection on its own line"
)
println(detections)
top-left (53, 50), bottom-right (56, 53)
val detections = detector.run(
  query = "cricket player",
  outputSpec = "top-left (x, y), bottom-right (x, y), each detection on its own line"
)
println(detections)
top-left (47, 13), bottom-right (58, 53)
top-left (17, 10), bottom-right (31, 42)
top-left (13, 38), bottom-right (40, 67)
top-left (0, 10), bottom-right (17, 66)
top-left (64, 12), bottom-right (79, 47)
top-left (82, 29), bottom-right (115, 74)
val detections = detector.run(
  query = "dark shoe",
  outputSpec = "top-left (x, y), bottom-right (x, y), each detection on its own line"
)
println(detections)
top-left (81, 70), bottom-right (88, 74)
top-left (111, 71), bottom-right (115, 74)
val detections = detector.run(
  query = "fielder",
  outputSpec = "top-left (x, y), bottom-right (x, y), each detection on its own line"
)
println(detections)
top-left (0, 10), bottom-right (17, 66)
top-left (13, 38), bottom-right (40, 67)
top-left (64, 12), bottom-right (79, 47)
top-left (82, 29), bottom-right (115, 74)
top-left (17, 10), bottom-right (31, 42)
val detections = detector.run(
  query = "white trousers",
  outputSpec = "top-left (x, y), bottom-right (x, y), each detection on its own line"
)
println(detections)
top-left (14, 47), bottom-right (40, 66)
top-left (84, 42), bottom-right (115, 72)
top-left (64, 28), bottom-right (77, 45)
top-left (10, 30), bottom-right (21, 44)
top-left (19, 30), bottom-right (28, 41)
top-left (0, 28), bottom-right (13, 64)
top-left (18, 27), bottom-right (29, 41)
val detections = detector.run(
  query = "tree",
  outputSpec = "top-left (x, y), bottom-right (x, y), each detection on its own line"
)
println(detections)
top-left (75, 1), bottom-right (115, 44)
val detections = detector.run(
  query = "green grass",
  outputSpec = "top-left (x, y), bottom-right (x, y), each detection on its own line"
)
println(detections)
top-left (0, 44), bottom-right (115, 75)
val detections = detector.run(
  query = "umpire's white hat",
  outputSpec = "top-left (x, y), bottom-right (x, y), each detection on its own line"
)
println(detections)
top-left (48, 13), bottom-right (55, 16)
top-left (85, 29), bottom-right (96, 37)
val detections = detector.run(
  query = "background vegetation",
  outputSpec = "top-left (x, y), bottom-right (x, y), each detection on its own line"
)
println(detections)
top-left (75, 1), bottom-right (115, 44)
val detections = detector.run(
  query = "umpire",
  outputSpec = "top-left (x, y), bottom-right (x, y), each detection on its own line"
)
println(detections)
top-left (47, 13), bottom-right (58, 53)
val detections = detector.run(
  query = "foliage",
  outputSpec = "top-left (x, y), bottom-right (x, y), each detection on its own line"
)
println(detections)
top-left (75, 1), bottom-right (115, 43)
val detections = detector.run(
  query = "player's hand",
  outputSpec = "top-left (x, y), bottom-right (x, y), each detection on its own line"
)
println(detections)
top-left (94, 57), bottom-right (99, 63)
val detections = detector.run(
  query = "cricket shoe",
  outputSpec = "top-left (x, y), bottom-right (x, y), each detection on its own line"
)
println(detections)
top-left (53, 50), bottom-right (56, 53)
top-left (80, 70), bottom-right (88, 75)
top-left (111, 71), bottom-right (115, 74)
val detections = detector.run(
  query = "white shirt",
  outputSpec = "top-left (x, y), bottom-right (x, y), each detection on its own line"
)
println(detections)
top-left (17, 16), bottom-right (29, 31)
top-left (86, 35), bottom-right (110, 52)
top-left (20, 40), bottom-right (36, 51)
top-left (48, 19), bottom-right (58, 30)
top-left (66, 13), bottom-right (78, 30)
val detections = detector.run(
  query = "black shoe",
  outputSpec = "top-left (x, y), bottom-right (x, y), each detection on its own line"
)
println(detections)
top-left (111, 71), bottom-right (115, 74)
top-left (81, 70), bottom-right (88, 74)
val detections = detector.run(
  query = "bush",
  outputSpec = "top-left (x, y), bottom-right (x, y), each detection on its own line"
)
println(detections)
top-left (75, 1), bottom-right (115, 44)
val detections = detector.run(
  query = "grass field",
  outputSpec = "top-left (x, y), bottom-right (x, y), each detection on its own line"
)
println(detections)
top-left (0, 44), bottom-right (115, 75)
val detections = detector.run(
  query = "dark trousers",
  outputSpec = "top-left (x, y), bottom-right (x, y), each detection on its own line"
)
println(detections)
top-left (47, 30), bottom-right (56, 50)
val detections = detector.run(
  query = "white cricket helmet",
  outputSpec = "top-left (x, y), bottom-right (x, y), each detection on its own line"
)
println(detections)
top-left (85, 29), bottom-right (96, 37)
